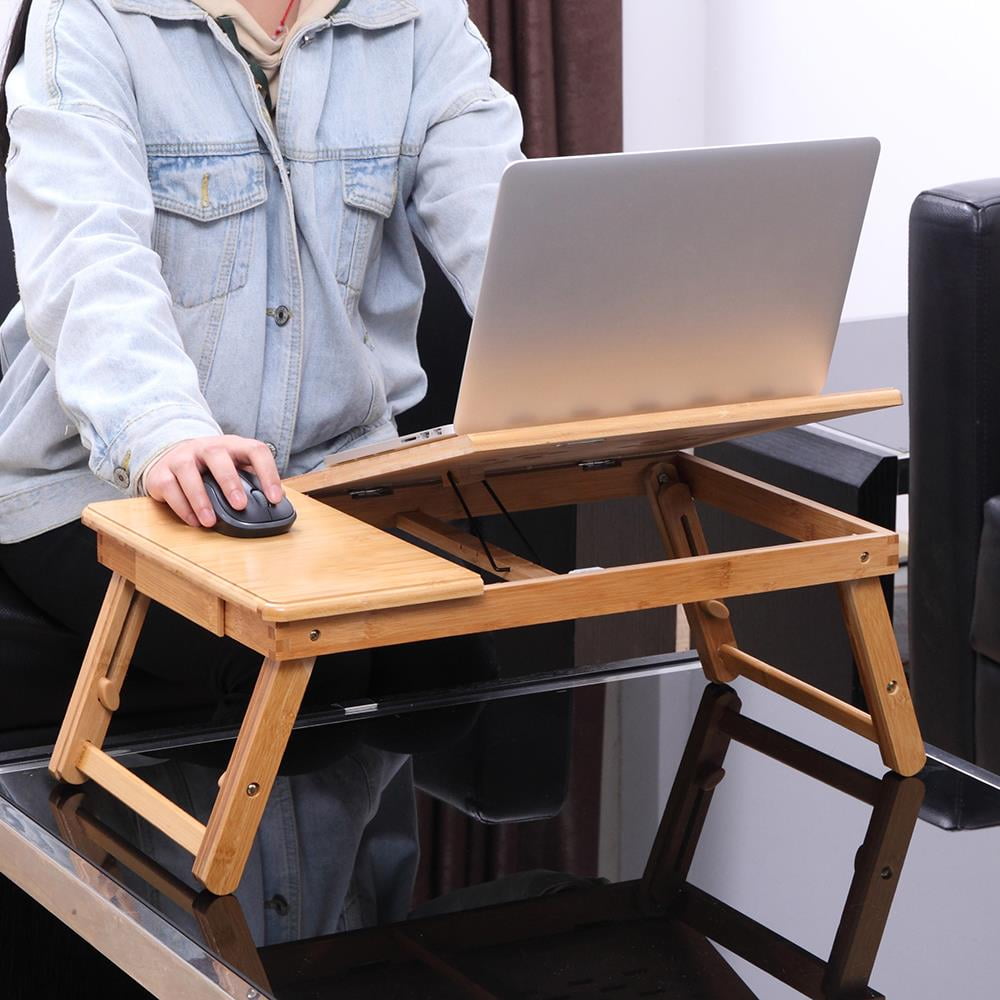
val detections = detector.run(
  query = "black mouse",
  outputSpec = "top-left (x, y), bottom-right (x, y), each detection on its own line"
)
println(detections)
top-left (200, 470), bottom-right (297, 538)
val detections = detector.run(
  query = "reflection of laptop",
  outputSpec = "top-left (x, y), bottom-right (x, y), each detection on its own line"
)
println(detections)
top-left (328, 136), bottom-right (879, 466)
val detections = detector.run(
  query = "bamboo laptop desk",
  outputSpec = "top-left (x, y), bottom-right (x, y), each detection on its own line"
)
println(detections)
top-left (50, 389), bottom-right (926, 895)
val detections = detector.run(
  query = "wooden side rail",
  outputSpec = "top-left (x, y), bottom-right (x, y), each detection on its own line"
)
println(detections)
top-left (675, 451), bottom-right (888, 540)
top-left (228, 532), bottom-right (896, 657)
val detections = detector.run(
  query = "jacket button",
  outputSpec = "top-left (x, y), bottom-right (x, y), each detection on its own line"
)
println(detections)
top-left (273, 305), bottom-right (291, 326)
top-left (112, 467), bottom-right (130, 489)
top-left (265, 442), bottom-right (277, 458)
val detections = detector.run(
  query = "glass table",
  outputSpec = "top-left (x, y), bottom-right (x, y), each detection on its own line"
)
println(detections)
top-left (0, 654), bottom-right (997, 999)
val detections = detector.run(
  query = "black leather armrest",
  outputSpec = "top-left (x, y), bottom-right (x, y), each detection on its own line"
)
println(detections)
top-left (909, 180), bottom-right (1000, 764)
top-left (970, 496), bottom-right (1000, 771)
top-left (971, 496), bottom-right (1000, 666)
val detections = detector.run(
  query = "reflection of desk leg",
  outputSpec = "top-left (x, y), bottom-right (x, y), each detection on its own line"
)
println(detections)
top-left (194, 894), bottom-right (271, 992)
top-left (49, 788), bottom-right (271, 995)
top-left (824, 773), bottom-right (924, 997)
top-left (642, 684), bottom-right (924, 1000)
top-left (641, 684), bottom-right (740, 907)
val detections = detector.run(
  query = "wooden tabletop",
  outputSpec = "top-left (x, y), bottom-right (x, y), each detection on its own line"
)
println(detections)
top-left (289, 389), bottom-right (902, 497)
top-left (82, 391), bottom-right (900, 625)
top-left (83, 489), bottom-right (484, 622)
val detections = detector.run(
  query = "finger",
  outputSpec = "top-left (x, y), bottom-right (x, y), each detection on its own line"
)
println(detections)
top-left (172, 458), bottom-right (217, 527)
top-left (237, 440), bottom-right (283, 505)
top-left (202, 447), bottom-right (247, 511)
top-left (156, 476), bottom-right (199, 527)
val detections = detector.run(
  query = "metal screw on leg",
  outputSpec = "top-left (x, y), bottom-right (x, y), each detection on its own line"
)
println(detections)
top-left (886, 680), bottom-right (898, 694)
top-left (246, 782), bottom-right (260, 797)
top-left (657, 462), bottom-right (680, 486)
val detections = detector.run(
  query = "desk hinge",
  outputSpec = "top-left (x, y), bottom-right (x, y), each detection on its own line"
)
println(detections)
top-left (579, 458), bottom-right (622, 471)
top-left (349, 486), bottom-right (394, 499)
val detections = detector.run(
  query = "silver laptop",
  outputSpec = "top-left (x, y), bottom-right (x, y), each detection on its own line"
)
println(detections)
top-left (329, 136), bottom-right (879, 465)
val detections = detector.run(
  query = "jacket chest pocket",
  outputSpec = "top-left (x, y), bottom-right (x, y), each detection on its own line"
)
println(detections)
top-left (148, 153), bottom-right (268, 309)
top-left (336, 155), bottom-right (399, 295)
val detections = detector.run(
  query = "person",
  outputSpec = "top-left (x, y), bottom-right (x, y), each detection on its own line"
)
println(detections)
top-left (0, 0), bottom-right (517, 708)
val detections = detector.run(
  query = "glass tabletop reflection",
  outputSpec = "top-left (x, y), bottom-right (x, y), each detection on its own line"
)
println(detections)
top-left (0, 659), bottom-right (997, 1000)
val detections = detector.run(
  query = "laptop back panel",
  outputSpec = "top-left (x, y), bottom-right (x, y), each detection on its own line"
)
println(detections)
top-left (453, 137), bottom-right (879, 435)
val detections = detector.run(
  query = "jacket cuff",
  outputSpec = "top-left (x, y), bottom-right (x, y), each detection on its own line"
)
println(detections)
top-left (93, 406), bottom-right (222, 496)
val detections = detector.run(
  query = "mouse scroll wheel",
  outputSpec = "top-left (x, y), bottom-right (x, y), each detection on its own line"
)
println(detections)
top-left (250, 487), bottom-right (274, 518)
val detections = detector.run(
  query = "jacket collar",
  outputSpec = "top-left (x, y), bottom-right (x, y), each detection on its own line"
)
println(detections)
top-left (330, 0), bottom-right (417, 29)
top-left (110, 0), bottom-right (418, 29)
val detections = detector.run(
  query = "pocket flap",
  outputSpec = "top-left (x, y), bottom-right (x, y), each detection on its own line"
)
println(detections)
top-left (342, 156), bottom-right (399, 218)
top-left (149, 153), bottom-right (267, 222)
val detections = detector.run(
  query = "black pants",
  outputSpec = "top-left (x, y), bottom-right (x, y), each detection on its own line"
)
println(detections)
top-left (0, 520), bottom-right (496, 729)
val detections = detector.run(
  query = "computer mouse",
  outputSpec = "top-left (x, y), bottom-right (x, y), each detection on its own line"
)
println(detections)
top-left (200, 470), bottom-right (297, 538)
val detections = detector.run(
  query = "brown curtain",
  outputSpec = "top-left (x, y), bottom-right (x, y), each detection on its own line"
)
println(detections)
top-left (468, 0), bottom-right (623, 158)
top-left (412, 0), bottom-right (622, 906)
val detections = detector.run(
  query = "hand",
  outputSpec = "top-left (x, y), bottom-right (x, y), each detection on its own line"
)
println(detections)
top-left (144, 435), bottom-right (283, 528)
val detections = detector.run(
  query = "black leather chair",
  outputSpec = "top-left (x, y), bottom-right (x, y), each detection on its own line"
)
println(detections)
top-left (909, 180), bottom-right (1000, 772)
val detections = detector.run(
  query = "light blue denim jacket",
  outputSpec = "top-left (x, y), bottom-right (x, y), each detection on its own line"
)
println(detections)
top-left (0, 0), bottom-right (523, 542)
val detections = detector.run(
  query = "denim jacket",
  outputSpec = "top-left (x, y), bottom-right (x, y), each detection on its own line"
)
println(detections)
top-left (0, 0), bottom-right (523, 542)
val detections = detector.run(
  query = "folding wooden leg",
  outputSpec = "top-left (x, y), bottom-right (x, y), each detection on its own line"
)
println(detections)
top-left (839, 578), bottom-right (926, 776)
top-left (645, 462), bottom-right (738, 683)
top-left (50, 573), bottom-right (150, 784)
top-left (646, 459), bottom-right (924, 777)
top-left (193, 655), bottom-right (315, 895)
